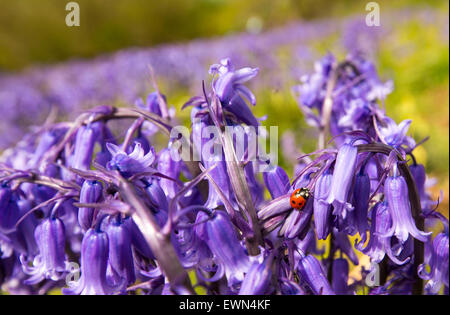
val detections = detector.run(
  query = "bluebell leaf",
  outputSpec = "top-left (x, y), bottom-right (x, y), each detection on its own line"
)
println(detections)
top-left (297, 254), bottom-right (335, 295)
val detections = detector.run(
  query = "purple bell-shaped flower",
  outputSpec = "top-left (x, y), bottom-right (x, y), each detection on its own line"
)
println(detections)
top-left (105, 216), bottom-right (136, 287)
top-left (418, 230), bottom-right (449, 294)
top-left (238, 255), bottom-right (273, 295)
top-left (196, 211), bottom-right (251, 288)
top-left (21, 217), bottom-right (68, 284)
top-left (313, 172), bottom-right (332, 240)
top-left (78, 180), bottom-right (103, 231)
top-left (106, 142), bottom-right (156, 178)
top-left (384, 173), bottom-right (430, 243)
top-left (327, 143), bottom-right (357, 218)
top-left (297, 253), bottom-right (335, 295)
top-left (63, 228), bottom-right (122, 295)
top-left (210, 58), bottom-right (259, 127)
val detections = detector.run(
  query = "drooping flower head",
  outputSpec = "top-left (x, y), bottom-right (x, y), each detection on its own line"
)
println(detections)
top-left (78, 180), bottom-right (103, 231)
top-left (195, 210), bottom-right (251, 289)
top-left (21, 217), bottom-right (68, 284)
top-left (419, 224), bottom-right (449, 295)
top-left (384, 173), bottom-right (430, 244)
top-left (63, 228), bottom-right (123, 295)
top-left (210, 58), bottom-right (259, 127)
top-left (297, 253), bottom-right (335, 295)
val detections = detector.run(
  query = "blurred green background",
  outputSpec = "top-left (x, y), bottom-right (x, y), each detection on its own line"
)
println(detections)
top-left (0, 0), bottom-right (448, 211)
top-left (0, 0), bottom-right (446, 71)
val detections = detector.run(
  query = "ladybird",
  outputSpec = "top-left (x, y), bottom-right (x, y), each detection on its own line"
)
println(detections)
top-left (290, 188), bottom-right (310, 210)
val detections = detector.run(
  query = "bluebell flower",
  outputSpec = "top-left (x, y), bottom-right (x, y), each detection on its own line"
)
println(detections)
top-left (384, 174), bottom-right (430, 243)
top-left (332, 258), bottom-right (351, 295)
top-left (105, 216), bottom-right (136, 287)
top-left (297, 253), bottom-right (335, 295)
top-left (204, 154), bottom-right (232, 209)
top-left (358, 202), bottom-right (410, 265)
top-left (135, 92), bottom-right (170, 136)
top-left (418, 230), bottom-right (449, 294)
top-left (210, 58), bottom-right (259, 127)
top-left (71, 124), bottom-right (98, 171)
top-left (351, 172), bottom-right (371, 243)
top-left (16, 199), bottom-right (39, 256)
top-left (78, 180), bottom-right (103, 231)
top-left (135, 92), bottom-right (165, 116)
top-left (263, 165), bottom-right (290, 199)
top-left (313, 172), bottom-right (333, 240)
top-left (21, 217), bottom-right (68, 284)
top-left (377, 117), bottom-right (415, 150)
top-left (327, 143), bottom-right (357, 218)
top-left (0, 185), bottom-right (21, 233)
top-left (279, 279), bottom-right (306, 295)
top-left (333, 228), bottom-right (359, 266)
top-left (278, 199), bottom-right (313, 239)
top-left (144, 179), bottom-right (169, 212)
top-left (297, 53), bottom-right (335, 110)
top-left (125, 217), bottom-right (155, 260)
top-left (0, 233), bottom-right (14, 258)
top-left (196, 211), bottom-right (251, 288)
top-left (63, 228), bottom-right (123, 295)
top-left (106, 142), bottom-right (156, 178)
top-left (157, 147), bottom-right (180, 199)
top-left (28, 128), bottom-right (67, 168)
top-left (239, 255), bottom-right (273, 295)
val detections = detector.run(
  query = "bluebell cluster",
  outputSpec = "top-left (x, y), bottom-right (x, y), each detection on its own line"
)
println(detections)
top-left (0, 50), bottom-right (447, 295)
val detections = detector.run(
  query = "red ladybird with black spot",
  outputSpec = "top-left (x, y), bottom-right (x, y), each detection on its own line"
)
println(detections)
top-left (290, 188), bottom-right (310, 210)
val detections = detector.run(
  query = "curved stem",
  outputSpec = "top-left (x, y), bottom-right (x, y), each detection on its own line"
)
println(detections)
top-left (118, 176), bottom-right (195, 295)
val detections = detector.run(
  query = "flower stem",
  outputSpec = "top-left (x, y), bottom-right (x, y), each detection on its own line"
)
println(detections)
top-left (118, 177), bottom-right (195, 294)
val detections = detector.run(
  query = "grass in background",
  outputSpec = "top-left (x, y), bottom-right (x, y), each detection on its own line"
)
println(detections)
top-left (0, 0), bottom-right (447, 71)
